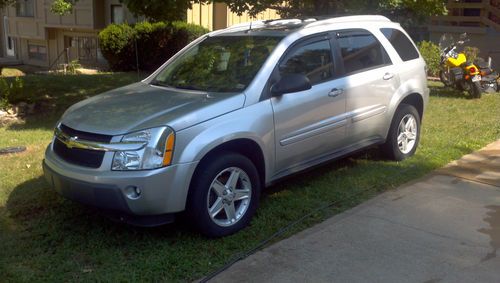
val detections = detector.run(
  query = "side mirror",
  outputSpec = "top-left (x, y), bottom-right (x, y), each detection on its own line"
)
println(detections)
top-left (271, 73), bottom-right (312, 96)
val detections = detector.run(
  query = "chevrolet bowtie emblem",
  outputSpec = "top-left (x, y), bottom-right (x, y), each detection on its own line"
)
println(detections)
top-left (66, 136), bottom-right (79, 149)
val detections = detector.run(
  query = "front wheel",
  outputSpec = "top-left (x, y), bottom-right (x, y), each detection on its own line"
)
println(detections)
top-left (186, 152), bottom-right (260, 237)
top-left (439, 69), bottom-right (453, 87)
top-left (468, 81), bottom-right (482, 98)
top-left (382, 104), bottom-right (421, 161)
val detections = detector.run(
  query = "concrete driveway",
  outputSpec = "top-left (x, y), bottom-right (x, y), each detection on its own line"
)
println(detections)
top-left (210, 140), bottom-right (500, 283)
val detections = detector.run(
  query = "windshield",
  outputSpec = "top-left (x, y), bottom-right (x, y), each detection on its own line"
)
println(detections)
top-left (152, 36), bottom-right (283, 92)
top-left (439, 33), bottom-right (454, 51)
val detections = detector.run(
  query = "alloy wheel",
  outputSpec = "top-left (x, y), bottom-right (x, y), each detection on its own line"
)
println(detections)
top-left (397, 114), bottom-right (417, 154)
top-left (206, 167), bottom-right (252, 227)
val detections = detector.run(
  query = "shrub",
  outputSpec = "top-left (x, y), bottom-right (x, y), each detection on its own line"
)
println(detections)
top-left (464, 46), bottom-right (480, 63)
top-left (0, 76), bottom-right (25, 110)
top-left (134, 21), bottom-right (170, 70)
top-left (98, 21), bottom-right (208, 71)
top-left (417, 40), bottom-right (441, 77)
top-left (67, 59), bottom-right (82, 74)
top-left (99, 23), bottom-right (136, 71)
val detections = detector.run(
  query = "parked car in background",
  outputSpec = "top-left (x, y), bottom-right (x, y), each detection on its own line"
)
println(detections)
top-left (43, 15), bottom-right (429, 237)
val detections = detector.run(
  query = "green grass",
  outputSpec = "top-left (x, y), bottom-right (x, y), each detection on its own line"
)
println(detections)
top-left (1, 79), bottom-right (500, 282)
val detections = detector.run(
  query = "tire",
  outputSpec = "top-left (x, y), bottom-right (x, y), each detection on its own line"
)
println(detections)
top-left (382, 104), bottom-right (421, 161)
top-left (186, 152), bottom-right (261, 237)
top-left (439, 69), bottom-right (453, 87)
top-left (468, 81), bottom-right (482, 98)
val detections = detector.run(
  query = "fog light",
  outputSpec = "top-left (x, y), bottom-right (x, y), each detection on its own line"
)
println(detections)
top-left (125, 186), bottom-right (141, 200)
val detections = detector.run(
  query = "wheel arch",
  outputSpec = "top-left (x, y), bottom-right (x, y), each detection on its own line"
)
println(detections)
top-left (399, 92), bottom-right (424, 121)
top-left (190, 138), bottom-right (267, 190)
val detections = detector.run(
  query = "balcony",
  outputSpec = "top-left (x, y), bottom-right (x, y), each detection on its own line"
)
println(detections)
top-left (430, 0), bottom-right (500, 33)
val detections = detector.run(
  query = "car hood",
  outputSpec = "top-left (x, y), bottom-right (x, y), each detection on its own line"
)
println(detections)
top-left (61, 82), bottom-right (245, 135)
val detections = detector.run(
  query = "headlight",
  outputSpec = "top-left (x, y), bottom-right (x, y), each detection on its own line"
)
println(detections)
top-left (112, 127), bottom-right (175, 171)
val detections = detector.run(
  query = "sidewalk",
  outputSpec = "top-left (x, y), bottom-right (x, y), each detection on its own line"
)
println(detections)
top-left (210, 140), bottom-right (500, 283)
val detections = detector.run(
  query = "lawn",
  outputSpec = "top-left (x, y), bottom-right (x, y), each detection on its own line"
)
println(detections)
top-left (1, 77), bottom-right (499, 282)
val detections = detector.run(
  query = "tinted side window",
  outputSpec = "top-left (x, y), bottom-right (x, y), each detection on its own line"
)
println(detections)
top-left (336, 30), bottom-right (391, 75)
top-left (279, 40), bottom-right (333, 85)
top-left (381, 28), bottom-right (419, 61)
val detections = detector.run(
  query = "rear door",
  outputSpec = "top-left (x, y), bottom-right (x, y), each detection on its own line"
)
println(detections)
top-left (333, 29), bottom-right (400, 145)
top-left (271, 34), bottom-right (347, 175)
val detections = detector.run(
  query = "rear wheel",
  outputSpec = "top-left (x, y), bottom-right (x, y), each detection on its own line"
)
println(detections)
top-left (186, 152), bottom-right (260, 237)
top-left (468, 81), bottom-right (482, 98)
top-left (382, 104), bottom-right (420, 161)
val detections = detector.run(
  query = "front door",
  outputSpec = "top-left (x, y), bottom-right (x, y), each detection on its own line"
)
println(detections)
top-left (272, 35), bottom-right (347, 175)
top-left (3, 16), bottom-right (15, 57)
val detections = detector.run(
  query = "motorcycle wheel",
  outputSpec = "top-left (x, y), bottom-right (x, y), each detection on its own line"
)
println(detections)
top-left (439, 70), bottom-right (453, 87)
top-left (468, 81), bottom-right (482, 98)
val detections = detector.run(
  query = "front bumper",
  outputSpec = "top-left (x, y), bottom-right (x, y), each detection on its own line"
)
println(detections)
top-left (43, 144), bottom-right (199, 219)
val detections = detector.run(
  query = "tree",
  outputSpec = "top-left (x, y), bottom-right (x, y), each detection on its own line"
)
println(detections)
top-left (46, 0), bottom-right (201, 22)
top-left (120, 0), bottom-right (201, 22)
top-left (221, 0), bottom-right (447, 27)
top-left (50, 0), bottom-right (74, 15)
top-left (0, 0), bottom-right (15, 9)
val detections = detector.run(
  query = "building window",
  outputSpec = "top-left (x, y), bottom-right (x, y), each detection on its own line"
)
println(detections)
top-left (111, 5), bottom-right (124, 24)
top-left (28, 44), bottom-right (47, 61)
top-left (16, 0), bottom-right (34, 17)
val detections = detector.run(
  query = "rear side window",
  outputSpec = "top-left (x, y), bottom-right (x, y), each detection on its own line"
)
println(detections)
top-left (380, 28), bottom-right (419, 61)
top-left (336, 30), bottom-right (391, 75)
top-left (279, 39), bottom-right (333, 85)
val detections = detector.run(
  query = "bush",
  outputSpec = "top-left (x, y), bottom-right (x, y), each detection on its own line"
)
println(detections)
top-left (0, 76), bottom-right (24, 110)
top-left (99, 23), bottom-right (136, 71)
top-left (464, 46), bottom-right (480, 63)
top-left (99, 21), bottom-right (208, 71)
top-left (417, 41), bottom-right (441, 77)
top-left (135, 21), bottom-right (170, 70)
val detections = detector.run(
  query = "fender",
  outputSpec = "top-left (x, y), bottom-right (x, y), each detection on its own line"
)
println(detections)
top-left (174, 99), bottom-right (276, 184)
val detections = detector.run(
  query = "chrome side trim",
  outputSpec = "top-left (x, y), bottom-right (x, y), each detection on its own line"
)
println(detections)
top-left (54, 127), bottom-right (146, 152)
top-left (351, 105), bottom-right (387, 123)
top-left (280, 114), bottom-right (348, 146)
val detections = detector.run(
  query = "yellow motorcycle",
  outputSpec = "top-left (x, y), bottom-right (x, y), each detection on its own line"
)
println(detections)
top-left (439, 33), bottom-right (482, 98)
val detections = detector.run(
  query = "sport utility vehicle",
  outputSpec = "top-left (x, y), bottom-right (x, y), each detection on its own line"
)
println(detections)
top-left (43, 15), bottom-right (429, 237)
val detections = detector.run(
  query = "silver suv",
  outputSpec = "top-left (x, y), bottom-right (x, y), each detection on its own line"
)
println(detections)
top-left (43, 15), bottom-right (429, 237)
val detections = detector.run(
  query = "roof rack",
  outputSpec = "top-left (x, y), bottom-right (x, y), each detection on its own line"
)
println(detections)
top-left (217, 15), bottom-right (390, 35)
top-left (305, 15), bottom-right (391, 29)
top-left (221, 18), bottom-right (317, 33)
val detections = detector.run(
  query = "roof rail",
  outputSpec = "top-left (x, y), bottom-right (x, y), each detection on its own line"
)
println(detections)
top-left (221, 20), bottom-right (266, 33)
top-left (220, 18), bottom-right (317, 33)
top-left (305, 15), bottom-right (391, 29)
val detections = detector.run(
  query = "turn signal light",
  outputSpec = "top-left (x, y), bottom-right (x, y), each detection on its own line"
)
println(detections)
top-left (162, 132), bottom-right (175, 166)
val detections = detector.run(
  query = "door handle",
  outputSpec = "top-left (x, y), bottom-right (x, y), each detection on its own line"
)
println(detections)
top-left (383, 73), bottom-right (394, 80)
top-left (328, 88), bottom-right (343, 97)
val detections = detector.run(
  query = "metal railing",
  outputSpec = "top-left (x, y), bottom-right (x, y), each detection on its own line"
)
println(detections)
top-left (48, 47), bottom-right (70, 71)
top-left (430, 0), bottom-right (500, 31)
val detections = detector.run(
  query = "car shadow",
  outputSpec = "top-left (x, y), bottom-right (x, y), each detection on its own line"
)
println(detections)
top-left (3, 176), bottom-right (193, 244)
top-left (429, 84), bottom-right (471, 99)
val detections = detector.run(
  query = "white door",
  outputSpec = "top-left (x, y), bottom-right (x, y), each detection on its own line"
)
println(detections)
top-left (3, 16), bottom-right (15, 57)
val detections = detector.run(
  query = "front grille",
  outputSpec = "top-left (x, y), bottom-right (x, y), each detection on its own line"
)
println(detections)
top-left (53, 124), bottom-right (113, 168)
top-left (59, 124), bottom-right (113, 143)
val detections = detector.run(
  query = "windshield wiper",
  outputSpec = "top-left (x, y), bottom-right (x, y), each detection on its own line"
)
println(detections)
top-left (175, 85), bottom-right (204, 91)
top-left (150, 80), bottom-right (174, 88)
